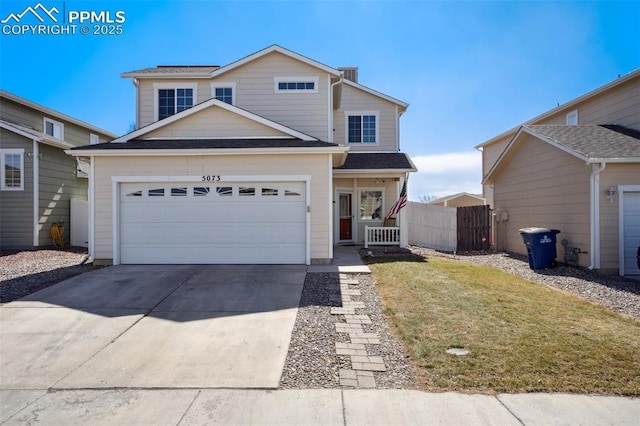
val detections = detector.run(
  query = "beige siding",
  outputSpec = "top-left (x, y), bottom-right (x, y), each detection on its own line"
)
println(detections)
top-left (539, 79), bottom-right (640, 127)
top-left (37, 144), bottom-right (88, 246)
top-left (0, 130), bottom-right (34, 248)
top-left (143, 106), bottom-right (289, 139)
top-left (214, 51), bottom-right (330, 141)
top-left (334, 84), bottom-right (398, 151)
top-left (492, 134), bottom-right (591, 266)
top-left (93, 154), bottom-right (331, 262)
top-left (137, 79), bottom-right (212, 129)
top-left (431, 194), bottom-right (485, 208)
top-left (599, 164), bottom-right (640, 271)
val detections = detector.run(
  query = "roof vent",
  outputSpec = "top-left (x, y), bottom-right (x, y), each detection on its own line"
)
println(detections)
top-left (338, 67), bottom-right (358, 83)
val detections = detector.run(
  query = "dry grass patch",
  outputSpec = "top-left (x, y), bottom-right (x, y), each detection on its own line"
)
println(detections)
top-left (368, 256), bottom-right (640, 395)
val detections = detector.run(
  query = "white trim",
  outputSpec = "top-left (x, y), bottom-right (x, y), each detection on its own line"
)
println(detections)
top-left (274, 76), bottom-right (319, 93)
top-left (152, 82), bottom-right (198, 122)
top-left (111, 98), bottom-right (319, 143)
top-left (395, 105), bottom-right (400, 150)
top-left (619, 185), bottom-right (640, 276)
top-left (566, 110), bottom-right (578, 125)
top-left (345, 111), bottom-right (379, 145)
top-left (589, 163), bottom-right (606, 270)
top-left (210, 82), bottom-right (237, 105)
top-left (90, 133), bottom-right (100, 145)
top-left (111, 174), bottom-right (312, 265)
top-left (210, 45), bottom-right (341, 79)
top-left (89, 156), bottom-right (95, 259)
top-left (327, 75), bottom-right (333, 143)
top-left (335, 188), bottom-right (355, 244)
top-left (328, 155), bottom-right (334, 258)
top-left (0, 148), bottom-right (25, 191)
top-left (333, 168), bottom-right (417, 175)
top-left (32, 141), bottom-right (39, 246)
top-left (43, 117), bottom-right (64, 140)
top-left (357, 187), bottom-right (385, 222)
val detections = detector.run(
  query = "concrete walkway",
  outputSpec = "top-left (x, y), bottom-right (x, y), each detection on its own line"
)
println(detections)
top-left (2, 247), bottom-right (638, 424)
top-left (2, 388), bottom-right (638, 425)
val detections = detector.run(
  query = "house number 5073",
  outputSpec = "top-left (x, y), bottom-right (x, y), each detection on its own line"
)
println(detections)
top-left (202, 175), bottom-right (221, 182)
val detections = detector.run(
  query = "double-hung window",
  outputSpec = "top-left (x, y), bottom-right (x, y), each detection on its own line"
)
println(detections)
top-left (154, 83), bottom-right (197, 121)
top-left (211, 82), bottom-right (236, 105)
top-left (346, 112), bottom-right (377, 144)
top-left (44, 117), bottom-right (64, 140)
top-left (1, 149), bottom-right (24, 191)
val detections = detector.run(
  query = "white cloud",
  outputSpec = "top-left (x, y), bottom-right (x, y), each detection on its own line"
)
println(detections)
top-left (408, 151), bottom-right (483, 201)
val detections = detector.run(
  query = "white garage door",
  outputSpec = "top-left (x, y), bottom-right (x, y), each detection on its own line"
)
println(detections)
top-left (622, 192), bottom-right (640, 276)
top-left (119, 181), bottom-right (306, 264)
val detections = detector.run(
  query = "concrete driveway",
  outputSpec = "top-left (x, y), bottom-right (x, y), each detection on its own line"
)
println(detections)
top-left (0, 265), bottom-right (305, 390)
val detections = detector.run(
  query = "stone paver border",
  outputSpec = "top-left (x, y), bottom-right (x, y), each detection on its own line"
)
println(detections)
top-left (330, 273), bottom-right (386, 388)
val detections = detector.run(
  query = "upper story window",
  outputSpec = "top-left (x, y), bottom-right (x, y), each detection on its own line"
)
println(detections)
top-left (566, 110), bottom-right (578, 125)
top-left (154, 83), bottom-right (198, 121)
top-left (90, 133), bottom-right (99, 145)
top-left (1, 149), bottom-right (24, 191)
top-left (211, 82), bottom-right (236, 105)
top-left (346, 112), bottom-right (378, 144)
top-left (44, 117), bottom-right (63, 140)
top-left (274, 77), bottom-right (319, 93)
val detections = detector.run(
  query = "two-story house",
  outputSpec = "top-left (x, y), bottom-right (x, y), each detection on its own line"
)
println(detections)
top-left (0, 90), bottom-right (116, 249)
top-left (67, 45), bottom-right (416, 265)
top-left (476, 69), bottom-right (640, 276)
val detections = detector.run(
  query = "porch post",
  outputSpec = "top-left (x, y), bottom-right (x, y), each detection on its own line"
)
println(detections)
top-left (399, 176), bottom-right (408, 248)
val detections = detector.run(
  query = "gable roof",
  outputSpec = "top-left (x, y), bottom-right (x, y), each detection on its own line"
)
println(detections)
top-left (428, 192), bottom-right (485, 205)
top-left (210, 44), bottom-right (341, 79)
top-left (0, 119), bottom-right (73, 149)
top-left (71, 138), bottom-right (338, 151)
top-left (0, 90), bottom-right (117, 138)
top-left (475, 68), bottom-right (640, 149)
top-left (111, 98), bottom-right (319, 143)
top-left (483, 124), bottom-right (640, 183)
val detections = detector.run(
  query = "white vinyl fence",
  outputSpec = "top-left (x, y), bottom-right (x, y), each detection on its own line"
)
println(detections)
top-left (406, 201), bottom-right (456, 252)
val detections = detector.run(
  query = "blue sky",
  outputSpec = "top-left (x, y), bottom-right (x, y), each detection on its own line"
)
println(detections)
top-left (1, 0), bottom-right (638, 200)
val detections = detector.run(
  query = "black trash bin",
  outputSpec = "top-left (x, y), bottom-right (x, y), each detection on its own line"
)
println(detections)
top-left (519, 227), bottom-right (561, 269)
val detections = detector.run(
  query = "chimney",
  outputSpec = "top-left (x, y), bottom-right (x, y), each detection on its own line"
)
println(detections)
top-left (338, 67), bottom-right (358, 83)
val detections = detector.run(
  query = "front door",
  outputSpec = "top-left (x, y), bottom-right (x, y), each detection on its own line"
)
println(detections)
top-left (339, 192), bottom-right (353, 241)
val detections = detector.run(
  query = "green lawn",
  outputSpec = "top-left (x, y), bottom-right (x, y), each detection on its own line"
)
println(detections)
top-left (368, 256), bottom-right (640, 395)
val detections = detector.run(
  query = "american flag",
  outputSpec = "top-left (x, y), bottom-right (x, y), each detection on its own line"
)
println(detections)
top-left (385, 180), bottom-right (408, 220)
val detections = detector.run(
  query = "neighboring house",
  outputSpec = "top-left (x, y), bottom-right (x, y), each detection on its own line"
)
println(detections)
top-left (67, 45), bottom-right (416, 265)
top-left (0, 90), bottom-right (116, 249)
top-left (477, 70), bottom-right (640, 276)
top-left (428, 192), bottom-right (485, 208)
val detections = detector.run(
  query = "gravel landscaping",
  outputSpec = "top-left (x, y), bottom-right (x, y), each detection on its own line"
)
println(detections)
top-left (0, 248), bottom-right (105, 303)
top-left (279, 272), bottom-right (418, 389)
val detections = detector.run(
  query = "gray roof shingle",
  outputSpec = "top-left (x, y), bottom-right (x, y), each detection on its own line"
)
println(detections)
top-left (524, 124), bottom-right (640, 160)
top-left (335, 152), bottom-right (415, 170)
top-left (70, 138), bottom-right (338, 151)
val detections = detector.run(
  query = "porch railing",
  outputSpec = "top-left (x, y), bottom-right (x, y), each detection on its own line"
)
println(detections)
top-left (364, 226), bottom-right (400, 248)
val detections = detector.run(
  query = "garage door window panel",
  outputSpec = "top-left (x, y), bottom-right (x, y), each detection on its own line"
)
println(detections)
top-left (171, 187), bottom-right (187, 196)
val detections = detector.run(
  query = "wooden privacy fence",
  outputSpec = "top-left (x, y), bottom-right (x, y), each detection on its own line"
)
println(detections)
top-left (406, 202), bottom-right (492, 252)
top-left (456, 205), bottom-right (491, 251)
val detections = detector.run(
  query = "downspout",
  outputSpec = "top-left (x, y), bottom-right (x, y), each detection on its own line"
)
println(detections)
top-left (329, 75), bottom-right (343, 143)
top-left (133, 78), bottom-right (139, 130)
top-left (32, 139), bottom-right (39, 247)
top-left (589, 162), bottom-right (606, 270)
